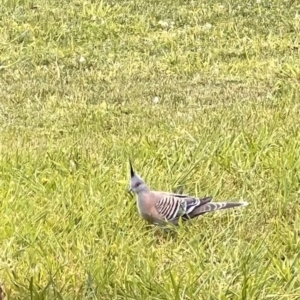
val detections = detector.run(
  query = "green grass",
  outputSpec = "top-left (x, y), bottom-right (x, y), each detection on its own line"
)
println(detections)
top-left (1, 0), bottom-right (300, 299)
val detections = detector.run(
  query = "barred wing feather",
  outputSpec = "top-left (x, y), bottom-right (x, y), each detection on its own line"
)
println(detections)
top-left (155, 196), bottom-right (212, 222)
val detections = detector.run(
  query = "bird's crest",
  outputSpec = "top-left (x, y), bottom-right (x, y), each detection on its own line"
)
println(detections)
top-left (129, 159), bottom-right (135, 178)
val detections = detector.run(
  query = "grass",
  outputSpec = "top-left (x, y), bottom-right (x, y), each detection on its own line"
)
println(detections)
top-left (1, 0), bottom-right (300, 298)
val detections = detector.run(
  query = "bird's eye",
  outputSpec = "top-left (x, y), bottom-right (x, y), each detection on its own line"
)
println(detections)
top-left (134, 182), bottom-right (141, 188)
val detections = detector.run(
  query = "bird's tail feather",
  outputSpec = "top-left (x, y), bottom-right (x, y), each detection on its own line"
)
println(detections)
top-left (190, 201), bottom-right (248, 218)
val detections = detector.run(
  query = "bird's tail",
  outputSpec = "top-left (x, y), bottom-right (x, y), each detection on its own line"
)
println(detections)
top-left (190, 201), bottom-right (248, 218)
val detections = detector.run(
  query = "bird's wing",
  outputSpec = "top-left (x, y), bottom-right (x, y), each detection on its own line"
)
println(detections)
top-left (155, 195), bottom-right (212, 222)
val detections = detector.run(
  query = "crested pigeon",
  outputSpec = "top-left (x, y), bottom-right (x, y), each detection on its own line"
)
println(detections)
top-left (129, 160), bottom-right (248, 226)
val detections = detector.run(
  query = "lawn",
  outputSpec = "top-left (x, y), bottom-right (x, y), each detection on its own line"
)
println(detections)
top-left (1, 0), bottom-right (300, 299)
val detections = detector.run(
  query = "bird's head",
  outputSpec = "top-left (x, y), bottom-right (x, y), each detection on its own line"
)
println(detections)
top-left (128, 159), bottom-right (149, 194)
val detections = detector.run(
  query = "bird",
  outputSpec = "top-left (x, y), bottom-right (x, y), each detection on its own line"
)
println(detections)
top-left (128, 160), bottom-right (249, 226)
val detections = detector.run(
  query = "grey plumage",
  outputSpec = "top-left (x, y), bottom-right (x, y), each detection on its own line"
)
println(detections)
top-left (129, 160), bottom-right (249, 226)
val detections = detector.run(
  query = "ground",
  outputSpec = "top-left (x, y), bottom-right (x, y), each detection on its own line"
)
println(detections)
top-left (1, 0), bottom-right (300, 299)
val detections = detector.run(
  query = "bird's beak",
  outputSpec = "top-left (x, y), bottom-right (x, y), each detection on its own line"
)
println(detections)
top-left (129, 159), bottom-right (135, 178)
top-left (128, 187), bottom-right (134, 197)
